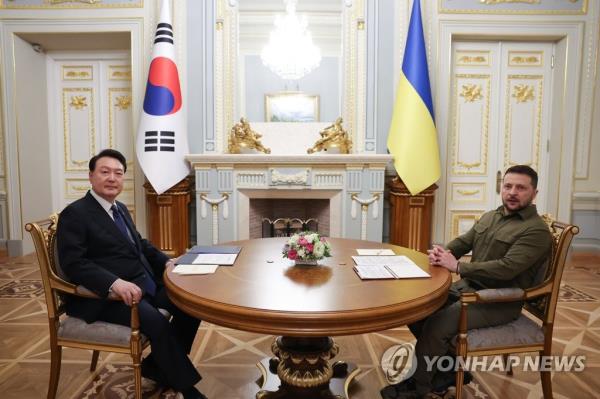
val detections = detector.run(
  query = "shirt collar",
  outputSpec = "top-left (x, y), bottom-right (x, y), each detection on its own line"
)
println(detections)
top-left (89, 189), bottom-right (116, 214)
top-left (495, 204), bottom-right (538, 220)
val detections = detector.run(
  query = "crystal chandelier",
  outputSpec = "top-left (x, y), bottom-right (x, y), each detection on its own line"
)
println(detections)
top-left (261, 0), bottom-right (322, 81)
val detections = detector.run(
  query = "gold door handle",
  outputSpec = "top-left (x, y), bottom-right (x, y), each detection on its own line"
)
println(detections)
top-left (496, 171), bottom-right (502, 194)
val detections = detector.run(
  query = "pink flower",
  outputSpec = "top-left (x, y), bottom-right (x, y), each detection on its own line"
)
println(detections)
top-left (305, 243), bottom-right (314, 253)
top-left (298, 237), bottom-right (308, 246)
top-left (288, 249), bottom-right (297, 260)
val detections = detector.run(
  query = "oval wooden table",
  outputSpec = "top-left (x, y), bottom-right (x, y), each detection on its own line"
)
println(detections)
top-left (165, 237), bottom-right (451, 399)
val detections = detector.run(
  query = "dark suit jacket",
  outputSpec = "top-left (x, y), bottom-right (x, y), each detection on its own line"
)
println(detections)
top-left (57, 191), bottom-right (169, 323)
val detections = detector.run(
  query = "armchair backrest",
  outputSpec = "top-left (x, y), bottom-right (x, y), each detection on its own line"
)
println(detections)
top-left (25, 214), bottom-right (73, 320)
top-left (524, 218), bottom-right (579, 325)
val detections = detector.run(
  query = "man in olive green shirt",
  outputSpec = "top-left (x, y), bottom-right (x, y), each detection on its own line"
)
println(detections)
top-left (381, 165), bottom-right (552, 399)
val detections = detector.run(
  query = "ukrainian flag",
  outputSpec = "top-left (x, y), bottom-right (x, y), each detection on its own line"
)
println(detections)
top-left (387, 0), bottom-right (441, 195)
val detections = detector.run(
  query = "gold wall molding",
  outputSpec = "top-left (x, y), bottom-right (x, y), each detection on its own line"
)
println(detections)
top-left (460, 84), bottom-right (483, 102)
top-left (114, 95), bottom-right (131, 110)
top-left (504, 75), bottom-right (543, 169)
top-left (452, 74), bottom-right (491, 176)
top-left (509, 51), bottom-right (543, 67)
top-left (1, 0), bottom-right (143, 9)
top-left (108, 65), bottom-right (132, 81)
top-left (62, 65), bottom-right (93, 81)
top-left (438, 0), bottom-right (587, 14)
top-left (480, 0), bottom-right (539, 4)
top-left (512, 84), bottom-right (535, 103)
top-left (450, 211), bottom-right (484, 240)
top-left (69, 95), bottom-right (88, 110)
top-left (451, 183), bottom-right (487, 203)
top-left (62, 88), bottom-right (95, 171)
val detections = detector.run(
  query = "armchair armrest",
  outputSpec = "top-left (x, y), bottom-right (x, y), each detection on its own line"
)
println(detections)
top-left (462, 288), bottom-right (526, 304)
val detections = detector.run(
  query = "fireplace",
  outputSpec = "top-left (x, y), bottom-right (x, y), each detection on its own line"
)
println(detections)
top-left (187, 154), bottom-right (391, 245)
top-left (250, 199), bottom-right (330, 238)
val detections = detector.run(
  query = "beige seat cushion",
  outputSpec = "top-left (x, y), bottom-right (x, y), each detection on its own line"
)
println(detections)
top-left (58, 316), bottom-right (148, 347)
top-left (463, 315), bottom-right (545, 349)
top-left (57, 308), bottom-right (170, 347)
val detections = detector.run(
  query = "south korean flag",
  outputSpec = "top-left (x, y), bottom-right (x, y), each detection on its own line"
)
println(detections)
top-left (136, 0), bottom-right (190, 194)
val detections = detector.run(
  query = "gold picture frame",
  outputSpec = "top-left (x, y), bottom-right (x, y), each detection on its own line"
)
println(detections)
top-left (265, 92), bottom-right (320, 122)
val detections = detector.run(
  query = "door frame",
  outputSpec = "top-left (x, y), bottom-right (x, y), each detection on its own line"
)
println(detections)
top-left (433, 20), bottom-right (583, 244)
top-left (0, 18), bottom-right (145, 255)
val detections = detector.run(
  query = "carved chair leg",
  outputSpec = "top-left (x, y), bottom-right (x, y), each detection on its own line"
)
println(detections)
top-left (503, 354), bottom-right (513, 376)
top-left (90, 350), bottom-right (100, 371)
top-left (48, 344), bottom-right (62, 399)
top-left (540, 350), bottom-right (553, 399)
top-left (455, 368), bottom-right (464, 399)
top-left (132, 353), bottom-right (143, 399)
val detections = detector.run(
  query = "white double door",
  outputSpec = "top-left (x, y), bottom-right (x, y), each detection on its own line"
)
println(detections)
top-left (47, 52), bottom-right (136, 215)
top-left (443, 40), bottom-right (555, 241)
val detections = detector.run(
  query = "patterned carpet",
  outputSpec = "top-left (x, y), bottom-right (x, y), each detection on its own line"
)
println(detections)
top-left (0, 252), bottom-right (598, 399)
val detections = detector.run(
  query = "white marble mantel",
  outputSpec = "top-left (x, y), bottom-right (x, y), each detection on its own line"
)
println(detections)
top-left (186, 153), bottom-right (393, 245)
top-left (187, 153), bottom-right (392, 167)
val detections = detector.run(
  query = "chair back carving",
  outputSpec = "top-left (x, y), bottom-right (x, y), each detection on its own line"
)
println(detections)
top-left (26, 214), bottom-right (67, 320)
top-left (524, 217), bottom-right (579, 324)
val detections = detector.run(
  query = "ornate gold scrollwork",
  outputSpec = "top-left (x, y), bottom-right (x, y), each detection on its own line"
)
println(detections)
top-left (66, 71), bottom-right (90, 78)
top-left (112, 70), bottom-right (131, 79)
top-left (458, 55), bottom-right (487, 64)
top-left (307, 117), bottom-right (352, 154)
top-left (69, 95), bottom-right (88, 110)
top-left (227, 117), bottom-right (271, 154)
top-left (460, 84), bottom-right (483, 102)
top-left (480, 0), bottom-right (540, 4)
top-left (270, 339), bottom-right (340, 388)
top-left (51, 0), bottom-right (102, 4)
top-left (114, 95), bottom-right (132, 110)
top-left (511, 56), bottom-right (540, 64)
top-left (457, 189), bottom-right (480, 196)
top-left (512, 84), bottom-right (535, 103)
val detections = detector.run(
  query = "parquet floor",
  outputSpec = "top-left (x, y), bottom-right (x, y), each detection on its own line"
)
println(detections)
top-left (0, 251), bottom-right (598, 399)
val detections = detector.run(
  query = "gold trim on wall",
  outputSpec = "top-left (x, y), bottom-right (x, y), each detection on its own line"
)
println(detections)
top-left (0, 0), bottom-right (143, 9)
top-left (450, 211), bottom-right (485, 240)
top-left (459, 84), bottom-right (483, 102)
top-left (108, 65), bottom-right (132, 81)
top-left (108, 87), bottom-right (133, 167)
top-left (508, 50), bottom-right (543, 67)
top-left (456, 50), bottom-right (491, 66)
top-left (451, 183), bottom-right (487, 203)
top-left (504, 75), bottom-right (543, 170)
top-left (438, 0), bottom-right (588, 14)
top-left (62, 88), bottom-right (95, 171)
top-left (62, 65), bottom-right (93, 81)
top-left (452, 74), bottom-right (491, 176)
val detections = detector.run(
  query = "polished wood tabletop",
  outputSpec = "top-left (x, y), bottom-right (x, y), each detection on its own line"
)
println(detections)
top-left (164, 237), bottom-right (451, 337)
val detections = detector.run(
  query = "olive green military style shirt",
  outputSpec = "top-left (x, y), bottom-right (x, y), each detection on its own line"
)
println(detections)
top-left (446, 204), bottom-right (552, 290)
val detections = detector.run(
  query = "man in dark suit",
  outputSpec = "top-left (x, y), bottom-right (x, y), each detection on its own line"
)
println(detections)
top-left (57, 149), bottom-right (206, 399)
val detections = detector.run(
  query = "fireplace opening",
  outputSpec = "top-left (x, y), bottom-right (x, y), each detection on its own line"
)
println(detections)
top-left (249, 199), bottom-right (330, 239)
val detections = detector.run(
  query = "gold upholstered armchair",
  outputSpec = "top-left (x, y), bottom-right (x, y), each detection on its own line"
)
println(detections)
top-left (26, 214), bottom-right (150, 399)
top-left (453, 219), bottom-right (579, 399)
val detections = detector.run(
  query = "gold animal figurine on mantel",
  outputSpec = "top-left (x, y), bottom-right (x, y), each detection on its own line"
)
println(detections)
top-left (228, 117), bottom-right (271, 154)
top-left (307, 117), bottom-right (352, 154)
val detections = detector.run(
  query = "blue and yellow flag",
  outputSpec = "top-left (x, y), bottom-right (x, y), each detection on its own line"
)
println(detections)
top-left (387, 0), bottom-right (441, 195)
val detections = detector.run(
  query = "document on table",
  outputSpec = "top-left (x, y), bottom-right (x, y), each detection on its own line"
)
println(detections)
top-left (352, 255), bottom-right (430, 279)
top-left (356, 248), bottom-right (396, 256)
top-left (172, 264), bottom-right (219, 275)
top-left (188, 253), bottom-right (238, 265)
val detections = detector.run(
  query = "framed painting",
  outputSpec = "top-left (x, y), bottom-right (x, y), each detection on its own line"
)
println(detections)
top-left (265, 92), bottom-right (320, 122)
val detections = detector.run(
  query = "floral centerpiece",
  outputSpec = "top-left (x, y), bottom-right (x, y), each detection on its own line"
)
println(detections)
top-left (282, 231), bottom-right (332, 265)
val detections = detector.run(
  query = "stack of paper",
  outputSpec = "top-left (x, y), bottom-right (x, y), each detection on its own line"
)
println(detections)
top-left (356, 249), bottom-right (396, 256)
top-left (173, 264), bottom-right (219, 275)
top-left (352, 255), bottom-right (430, 280)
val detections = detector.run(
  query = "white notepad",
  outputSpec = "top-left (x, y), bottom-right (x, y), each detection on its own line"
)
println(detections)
top-left (190, 253), bottom-right (238, 265)
top-left (172, 264), bottom-right (219, 275)
top-left (356, 249), bottom-right (396, 256)
top-left (352, 255), bottom-right (430, 279)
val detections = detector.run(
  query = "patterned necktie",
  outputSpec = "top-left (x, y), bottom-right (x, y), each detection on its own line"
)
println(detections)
top-left (111, 204), bottom-right (156, 296)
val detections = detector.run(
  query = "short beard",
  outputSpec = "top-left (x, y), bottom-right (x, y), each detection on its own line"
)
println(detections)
top-left (502, 199), bottom-right (533, 214)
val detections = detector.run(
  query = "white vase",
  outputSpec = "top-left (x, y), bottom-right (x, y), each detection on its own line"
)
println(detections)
top-left (294, 259), bottom-right (319, 266)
